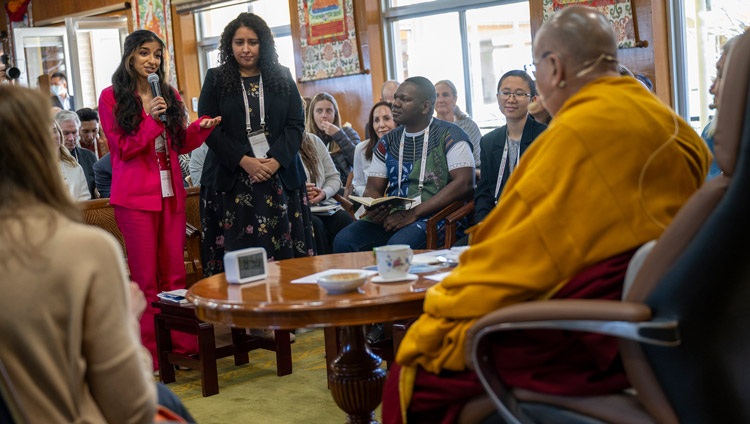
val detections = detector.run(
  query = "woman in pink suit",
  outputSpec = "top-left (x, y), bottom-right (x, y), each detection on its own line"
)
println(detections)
top-left (99, 30), bottom-right (221, 369)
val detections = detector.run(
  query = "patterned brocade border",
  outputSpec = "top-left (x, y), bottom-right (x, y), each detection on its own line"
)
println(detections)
top-left (298, 0), bottom-right (363, 82)
top-left (542, 0), bottom-right (638, 49)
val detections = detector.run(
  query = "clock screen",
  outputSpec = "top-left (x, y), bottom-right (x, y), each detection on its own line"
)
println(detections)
top-left (238, 253), bottom-right (263, 278)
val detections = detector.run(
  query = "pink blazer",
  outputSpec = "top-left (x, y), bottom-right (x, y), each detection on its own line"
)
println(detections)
top-left (99, 86), bottom-right (213, 212)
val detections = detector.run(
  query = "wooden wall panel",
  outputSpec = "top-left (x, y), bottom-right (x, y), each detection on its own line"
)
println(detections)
top-left (32, 0), bottom-right (131, 25)
top-left (528, 0), bottom-right (671, 105)
top-left (290, 0), bottom-right (385, 138)
top-left (172, 8), bottom-right (200, 122)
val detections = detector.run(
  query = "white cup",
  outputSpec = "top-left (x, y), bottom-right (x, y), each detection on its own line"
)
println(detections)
top-left (374, 244), bottom-right (413, 280)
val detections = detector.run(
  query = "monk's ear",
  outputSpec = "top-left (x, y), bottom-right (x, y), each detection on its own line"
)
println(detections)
top-left (549, 54), bottom-right (567, 88)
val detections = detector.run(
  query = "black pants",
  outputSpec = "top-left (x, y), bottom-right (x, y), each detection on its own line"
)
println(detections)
top-left (311, 209), bottom-right (353, 254)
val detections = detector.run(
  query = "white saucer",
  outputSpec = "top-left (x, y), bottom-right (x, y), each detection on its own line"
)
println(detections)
top-left (371, 273), bottom-right (419, 284)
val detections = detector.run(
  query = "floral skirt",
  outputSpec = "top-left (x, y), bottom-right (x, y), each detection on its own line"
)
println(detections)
top-left (200, 172), bottom-right (314, 276)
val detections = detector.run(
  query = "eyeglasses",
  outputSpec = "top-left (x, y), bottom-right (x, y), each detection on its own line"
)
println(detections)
top-left (530, 51), bottom-right (554, 77)
top-left (497, 90), bottom-right (532, 100)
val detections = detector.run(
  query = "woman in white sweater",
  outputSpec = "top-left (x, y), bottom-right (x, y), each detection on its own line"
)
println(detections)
top-left (299, 131), bottom-right (354, 254)
top-left (52, 120), bottom-right (91, 200)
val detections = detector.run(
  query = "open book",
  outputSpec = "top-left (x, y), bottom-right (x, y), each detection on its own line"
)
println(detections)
top-left (348, 195), bottom-right (415, 209)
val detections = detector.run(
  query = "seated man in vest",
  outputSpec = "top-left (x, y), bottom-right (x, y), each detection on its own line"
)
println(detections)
top-left (333, 76), bottom-right (475, 252)
top-left (382, 7), bottom-right (711, 423)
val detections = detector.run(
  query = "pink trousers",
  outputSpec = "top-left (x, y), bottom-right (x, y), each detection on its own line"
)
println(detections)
top-left (114, 196), bottom-right (197, 370)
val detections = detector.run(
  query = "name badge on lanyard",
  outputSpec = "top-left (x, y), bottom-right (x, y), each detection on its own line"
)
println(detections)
top-left (154, 133), bottom-right (174, 197)
top-left (160, 170), bottom-right (175, 197)
top-left (398, 119), bottom-right (432, 209)
top-left (241, 75), bottom-right (270, 158)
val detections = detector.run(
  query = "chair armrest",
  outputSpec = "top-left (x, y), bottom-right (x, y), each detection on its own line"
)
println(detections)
top-left (333, 194), bottom-right (355, 220)
top-left (425, 201), bottom-right (464, 249)
top-left (444, 201), bottom-right (474, 247)
top-left (465, 299), bottom-right (667, 370)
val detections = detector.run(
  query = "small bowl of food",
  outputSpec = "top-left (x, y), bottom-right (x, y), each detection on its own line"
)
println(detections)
top-left (318, 272), bottom-right (368, 294)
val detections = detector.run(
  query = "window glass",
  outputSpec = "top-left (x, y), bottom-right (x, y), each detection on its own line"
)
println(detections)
top-left (389, 0), bottom-right (438, 6)
top-left (465, 2), bottom-right (531, 130)
top-left (195, 0), bottom-right (296, 82)
top-left (385, 1), bottom-right (532, 132)
top-left (683, 0), bottom-right (748, 132)
top-left (391, 13), bottom-right (466, 110)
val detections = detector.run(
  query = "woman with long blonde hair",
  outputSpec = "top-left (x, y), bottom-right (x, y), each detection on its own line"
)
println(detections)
top-left (51, 120), bottom-right (91, 201)
top-left (0, 85), bottom-right (157, 423)
top-left (306, 92), bottom-right (361, 187)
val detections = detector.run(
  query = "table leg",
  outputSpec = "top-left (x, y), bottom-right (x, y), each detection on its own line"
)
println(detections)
top-left (328, 325), bottom-right (387, 424)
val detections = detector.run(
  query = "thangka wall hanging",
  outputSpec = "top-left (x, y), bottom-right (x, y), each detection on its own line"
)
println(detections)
top-left (297, 0), bottom-right (363, 81)
top-left (542, 0), bottom-right (639, 48)
top-left (133, 0), bottom-right (178, 85)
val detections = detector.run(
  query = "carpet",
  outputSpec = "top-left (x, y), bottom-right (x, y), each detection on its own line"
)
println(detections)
top-left (167, 329), bottom-right (382, 423)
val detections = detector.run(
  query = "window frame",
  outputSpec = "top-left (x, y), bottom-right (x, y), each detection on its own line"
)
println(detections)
top-left (381, 0), bottom-right (528, 121)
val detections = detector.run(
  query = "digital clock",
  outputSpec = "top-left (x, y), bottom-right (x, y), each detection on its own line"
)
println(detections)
top-left (224, 247), bottom-right (267, 284)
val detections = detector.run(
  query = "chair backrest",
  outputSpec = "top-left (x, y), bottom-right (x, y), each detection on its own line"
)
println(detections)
top-left (622, 30), bottom-right (750, 423)
top-left (185, 186), bottom-right (201, 231)
top-left (79, 198), bottom-right (127, 256)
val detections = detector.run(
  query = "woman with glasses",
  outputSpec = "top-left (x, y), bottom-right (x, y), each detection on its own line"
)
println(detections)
top-left (473, 70), bottom-right (547, 225)
top-left (434, 80), bottom-right (482, 169)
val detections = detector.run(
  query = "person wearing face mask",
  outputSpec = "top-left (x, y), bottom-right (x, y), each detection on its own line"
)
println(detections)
top-left (50, 72), bottom-right (75, 111)
top-left (55, 110), bottom-right (98, 198)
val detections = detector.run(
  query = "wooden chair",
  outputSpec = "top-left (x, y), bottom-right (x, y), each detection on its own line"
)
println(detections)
top-left (336, 172), bottom-right (356, 219)
top-left (425, 200), bottom-right (475, 249)
top-left (184, 187), bottom-right (202, 287)
top-left (79, 198), bottom-right (126, 255)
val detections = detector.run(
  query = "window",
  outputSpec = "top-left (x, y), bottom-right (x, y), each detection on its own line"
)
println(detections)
top-left (383, 0), bottom-right (532, 131)
top-left (678, 0), bottom-right (749, 132)
top-left (195, 0), bottom-right (296, 84)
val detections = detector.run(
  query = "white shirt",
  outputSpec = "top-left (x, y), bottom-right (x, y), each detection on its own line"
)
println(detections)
top-left (61, 161), bottom-right (92, 201)
top-left (352, 140), bottom-right (374, 196)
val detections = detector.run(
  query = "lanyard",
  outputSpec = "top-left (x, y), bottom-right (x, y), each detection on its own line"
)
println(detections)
top-left (240, 74), bottom-right (265, 136)
top-left (494, 130), bottom-right (520, 202)
top-left (398, 119), bottom-right (432, 195)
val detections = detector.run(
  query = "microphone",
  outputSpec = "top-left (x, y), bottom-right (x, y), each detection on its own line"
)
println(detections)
top-left (147, 73), bottom-right (167, 123)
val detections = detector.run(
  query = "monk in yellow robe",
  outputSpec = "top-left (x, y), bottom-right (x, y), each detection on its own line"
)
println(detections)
top-left (383, 6), bottom-right (711, 424)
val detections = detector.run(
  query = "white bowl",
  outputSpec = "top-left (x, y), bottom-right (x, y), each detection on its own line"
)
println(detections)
top-left (317, 272), bottom-right (367, 294)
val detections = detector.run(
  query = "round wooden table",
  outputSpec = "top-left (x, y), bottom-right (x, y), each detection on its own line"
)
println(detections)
top-left (188, 252), bottom-right (442, 423)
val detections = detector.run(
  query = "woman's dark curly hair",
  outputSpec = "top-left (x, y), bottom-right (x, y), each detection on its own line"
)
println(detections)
top-left (111, 30), bottom-right (187, 148)
top-left (215, 13), bottom-right (290, 96)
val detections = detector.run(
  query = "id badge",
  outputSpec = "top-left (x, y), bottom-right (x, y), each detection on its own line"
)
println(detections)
top-left (160, 170), bottom-right (175, 197)
top-left (407, 194), bottom-right (422, 209)
top-left (248, 130), bottom-right (270, 158)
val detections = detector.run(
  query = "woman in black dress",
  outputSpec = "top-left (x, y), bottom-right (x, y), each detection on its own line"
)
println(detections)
top-left (198, 12), bottom-right (314, 275)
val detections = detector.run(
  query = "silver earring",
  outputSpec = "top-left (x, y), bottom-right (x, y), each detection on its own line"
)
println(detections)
top-left (558, 80), bottom-right (567, 88)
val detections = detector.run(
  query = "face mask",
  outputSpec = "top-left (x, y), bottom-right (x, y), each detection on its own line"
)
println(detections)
top-left (50, 85), bottom-right (66, 96)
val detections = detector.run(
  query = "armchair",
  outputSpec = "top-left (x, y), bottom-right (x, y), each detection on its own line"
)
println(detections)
top-left (465, 30), bottom-right (750, 424)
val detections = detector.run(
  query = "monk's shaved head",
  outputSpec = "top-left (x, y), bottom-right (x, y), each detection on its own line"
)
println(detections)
top-left (534, 6), bottom-right (617, 71)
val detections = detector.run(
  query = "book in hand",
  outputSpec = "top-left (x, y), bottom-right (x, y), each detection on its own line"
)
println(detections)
top-left (157, 289), bottom-right (189, 305)
top-left (348, 195), bottom-right (415, 209)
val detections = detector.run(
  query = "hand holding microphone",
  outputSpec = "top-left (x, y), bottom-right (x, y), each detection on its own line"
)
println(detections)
top-left (147, 73), bottom-right (167, 123)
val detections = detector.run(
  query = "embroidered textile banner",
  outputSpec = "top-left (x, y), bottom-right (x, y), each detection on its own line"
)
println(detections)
top-left (133, 0), bottom-right (178, 86)
top-left (297, 0), bottom-right (363, 81)
top-left (542, 0), bottom-right (637, 48)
